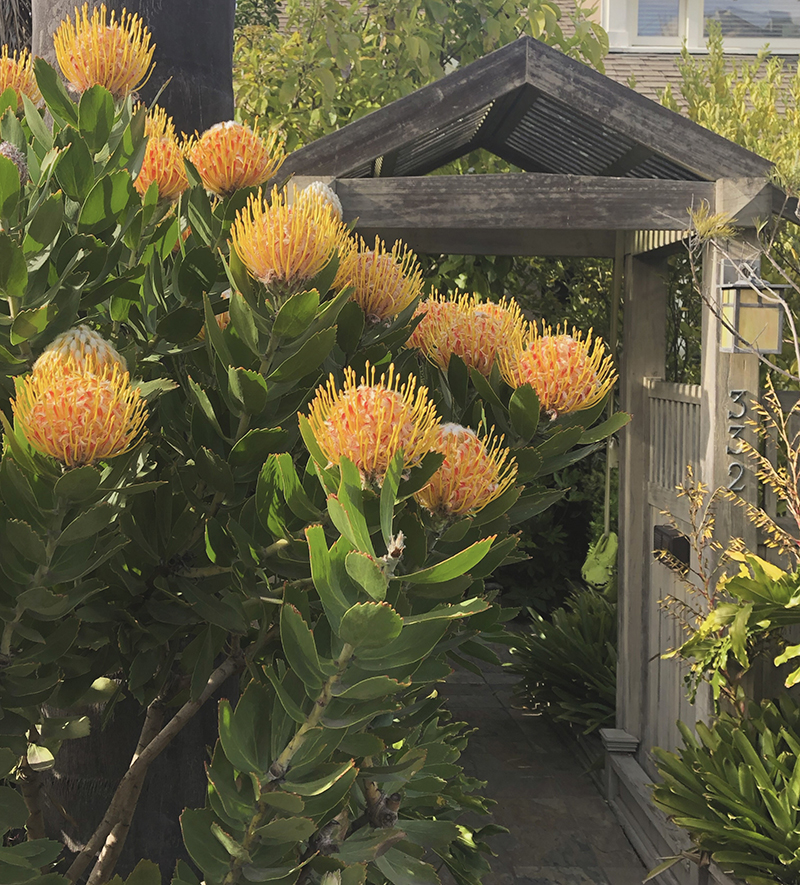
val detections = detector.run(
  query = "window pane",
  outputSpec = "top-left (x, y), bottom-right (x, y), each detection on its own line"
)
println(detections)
top-left (638, 0), bottom-right (681, 34)
top-left (704, 0), bottom-right (800, 38)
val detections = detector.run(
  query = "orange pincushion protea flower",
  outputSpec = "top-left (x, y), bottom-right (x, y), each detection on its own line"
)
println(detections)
top-left (54, 3), bottom-right (154, 99)
top-left (334, 236), bottom-right (424, 323)
top-left (408, 292), bottom-right (529, 376)
top-left (134, 108), bottom-right (188, 200)
top-left (304, 363), bottom-right (439, 484)
top-left (13, 361), bottom-right (148, 468)
top-left (500, 323), bottom-right (617, 417)
top-left (188, 121), bottom-right (284, 197)
top-left (33, 325), bottom-right (126, 375)
top-left (230, 187), bottom-right (344, 297)
top-left (415, 423), bottom-right (517, 519)
top-left (0, 47), bottom-right (41, 110)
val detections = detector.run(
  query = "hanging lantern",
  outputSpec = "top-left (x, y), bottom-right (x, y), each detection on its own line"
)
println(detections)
top-left (719, 277), bottom-right (787, 354)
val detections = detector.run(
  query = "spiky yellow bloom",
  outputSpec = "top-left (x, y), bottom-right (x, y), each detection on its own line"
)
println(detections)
top-left (13, 360), bottom-right (148, 468)
top-left (415, 423), bottom-right (517, 519)
top-left (0, 47), bottom-right (41, 110)
top-left (334, 236), bottom-right (424, 323)
top-left (295, 181), bottom-right (343, 220)
top-left (54, 3), bottom-right (154, 100)
top-left (188, 121), bottom-right (284, 197)
top-left (33, 325), bottom-right (126, 376)
top-left (304, 363), bottom-right (440, 484)
top-left (408, 292), bottom-right (529, 376)
top-left (230, 186), bottom-right (344, 297)
top-left (134, 108), bottom-right (188, 200)
top-left (499, 323), bottom-right (617, 417)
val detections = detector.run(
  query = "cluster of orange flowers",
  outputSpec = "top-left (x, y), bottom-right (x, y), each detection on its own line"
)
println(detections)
top-left (0, 47), bottom-right (41, 110)
top-left (13, 327), bottom-right (148, 469)
top-left (304, 364), bottom-right (517, 520)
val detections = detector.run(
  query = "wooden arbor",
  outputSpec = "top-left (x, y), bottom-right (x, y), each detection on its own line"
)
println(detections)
top-left (284, 36), bottom-right (785, 885)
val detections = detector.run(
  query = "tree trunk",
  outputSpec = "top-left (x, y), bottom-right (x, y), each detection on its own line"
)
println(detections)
top-left (31, 0), bottom-right (235, 135)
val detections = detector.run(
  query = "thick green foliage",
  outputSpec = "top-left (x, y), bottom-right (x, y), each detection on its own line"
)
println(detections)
top-left (233, 0), bottom-right (608, 151)
top-left (509, 587), bottom-right (617, 733)
top-left (653, 698), bottom-right (800, 885)
top-left (0, 57), bottom-right (625, 885)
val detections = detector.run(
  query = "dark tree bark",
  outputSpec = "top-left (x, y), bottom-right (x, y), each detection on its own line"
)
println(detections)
top-left (32, 0), bottom-right (235, 135)
top-left (0, 0), bottom-right (33, 51)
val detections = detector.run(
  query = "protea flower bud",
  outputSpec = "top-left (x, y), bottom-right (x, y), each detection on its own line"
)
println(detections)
top-left (188, 121), bottom-right (284, 197)
top-left (0, 47), bottom-right (41, 111)
top-left (296, 181), bottom-right (343, 220)
top-left (54, 2), bottom-right (155, 100)
top-left (0, 141), bottom-right (28, 183)
top-left (334, 235), bottom-right (424, 323)
top-left (13, 361), bottom-right (148, 468)
top-left (500, 323), bottom-right (617, 417)
top-left (415, 423), bottom-right (517, 519)
top-left (33, 325), bottom-right (126, 376)
top-left (408, 291), bottom-right (529, 376)
top-left (304, 363), bottom-right (440, 485)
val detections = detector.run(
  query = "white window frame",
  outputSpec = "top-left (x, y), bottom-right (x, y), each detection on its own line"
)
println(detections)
top-left (603, 0), bottom-right (800, 52)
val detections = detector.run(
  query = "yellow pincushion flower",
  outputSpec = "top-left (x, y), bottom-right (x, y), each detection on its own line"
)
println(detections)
top-left (13, 360), bottom-right (148, 468)
top-left (499, 323), bottom-right (617, 417)
top-left (408, 292), bottom-right (529, 376)
top-left (188, 121), bottom-right (284, 197)
top-left (134, 108), bottom-right (188, 200)
top-left (33, 325), bottom-right (126, 375)
top-left (0, 47), bottom-right (41, 111)
top-left (304, 363), bottom-right (440, 484)
top-left (334, 236), bottom-right (424, 323)
top-left (54, 3), bottom-right (155, 100)
top-left (415, 423), bottom-right (517, 519)
top-left (230, 186), bottom-right (344, 297)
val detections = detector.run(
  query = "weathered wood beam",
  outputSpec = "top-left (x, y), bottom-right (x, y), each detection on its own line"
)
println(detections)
top-left (281, 40), bottom-right (528, 180)
top-left (524, 38), bottom-right (772, 181)
top-left (333, 174), bottom-right (715, 235)
top-left (599, 144), bottom-right (654, 178)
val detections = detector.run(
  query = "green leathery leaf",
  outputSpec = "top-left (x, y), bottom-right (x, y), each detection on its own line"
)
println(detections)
top-left (178, 247), bottom-right (218, 302)
top-left (24, 192), bottom-right (64, 254)
top-left (402, 537), bottom-right (495, 584)
top-left (181, 809), bottom-right (233, 881)
top-left (280, 604), bottom-right (325, 690)
top-left (261, 792), bottom-right (305, 814)
top-left (229, 428), bottom-right (288, 468)
top-left (305, 525), bottom-right (350, 631)
top-left (375, 848), bottom-right (440, 885)
top-left (0, 231), bottom-right (27, 300)
top-left (356, 620), bottom-right (448, 670)
top-left (211, 822), bottom-right (251, 863)
top-left (0, 785), bottom-right (28, 832)
top-left (156, 307), bottom-right (203, 343)
top-left (187, 376), bottom-right (226, 438)
top-left (273, 453), bottom-right (320, 521)
top-left (78, 85), bottom-right (114, 153)
top-left (536, 426), bottom-right (583, 459)
top-left (78, 170), bottom-right (135, 233)
top-left (57, 503), bottom-right (115, 545)
top-left (282, 759), bottom-right (355, 796)
top-left (335, 457), bottom-right (376, 555)
top-left (218, 699), bottom-right (260, 775)
top-left (273, 289), bottom-right (320, 339)
top-left (268, 327), bottom-right (336, 382)
top-left (345, 551), bottom-right (389, 601)
top-left (253, 817), bottom-right (317, 842)
top-left (55, 465), bottom-right (101, 501)
top-left (509, 383), bottom-right (540, 442)
top-left (332, 675), bottom-right (410, 700)
top-left (0, 155), bottom-right (20, 219)
top-left (202, 293), bottom-right (234, 366)
top-left (338, 601), bottom-right (403, 649)
top-left (507, 488), bottom-right (567, 523)
top-left (380, 450), bottom-right (404, 548)
top-left (6, 519), bottom-right (48, 565)
top-left (402, 598), bottom-right (489, 624)
top-left (577, 411), bottom-right (630, 444)
top-left (228, 367), bottom-right (268, 415)
top-left (263, 665), bottom-right (307, 724)
top-left (228, 290), bottom-right (260, 356)
top-left (34, 57), bottom-right (78, 125)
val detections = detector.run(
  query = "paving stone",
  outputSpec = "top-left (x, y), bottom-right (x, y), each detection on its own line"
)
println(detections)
top-left (440, 661), bottom-right (647, 885)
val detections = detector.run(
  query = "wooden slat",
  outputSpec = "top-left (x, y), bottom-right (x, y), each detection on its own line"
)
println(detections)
top-left (524, 38), bottom-right (773, 182)
top-left (335, 174), bottom-right (716, 233)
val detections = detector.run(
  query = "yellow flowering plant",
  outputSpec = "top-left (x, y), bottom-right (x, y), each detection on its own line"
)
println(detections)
top-left (0, 13), bottom-right (628, 885)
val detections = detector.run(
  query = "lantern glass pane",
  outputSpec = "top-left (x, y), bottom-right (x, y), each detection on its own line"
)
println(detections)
top-left (738, 305), bottom-right (782, 352)
top-left (739, 287), bottom-right (762, 304)
top-left (720, 303), bottom-right (736, 350)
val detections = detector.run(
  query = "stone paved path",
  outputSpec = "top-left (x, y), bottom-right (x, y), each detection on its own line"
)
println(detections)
top-left (440, 661), bottom-right (647, 885)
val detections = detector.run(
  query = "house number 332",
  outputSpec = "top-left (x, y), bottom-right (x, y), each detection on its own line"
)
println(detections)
top-left (727, 389), bottom-right (746, 492)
